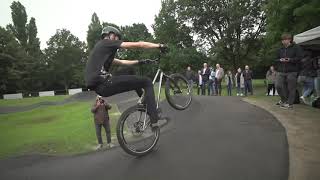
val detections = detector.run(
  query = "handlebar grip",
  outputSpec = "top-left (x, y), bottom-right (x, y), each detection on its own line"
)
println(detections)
top-left (139, 59), bottom-right (159, 65)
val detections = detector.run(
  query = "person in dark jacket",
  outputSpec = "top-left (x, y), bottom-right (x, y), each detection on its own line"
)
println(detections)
top-left (275, 33), bottom-right (304, 109)
top-left (201, 63), bottom-right (211, 95)
top-left (243, 65), bottom-right (253, 96)
top-left (298, 51), bottom-right (317, 103)
top-left (224, 70), bottom-right (233, 96)
top-left (185, 66), bottom-right (195, 92)
top-left (91, 95), bottom-right (113, 150)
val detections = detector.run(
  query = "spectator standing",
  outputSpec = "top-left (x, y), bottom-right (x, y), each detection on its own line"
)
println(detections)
top-left (312, 56), bottom-right (320, 108)
top-left (266, 66), bottom-right (277, 96)
top-left (243, 65), bottom-right (253, 96)
top-left (197, 70), bottom-right (203, 95)
top-left (275, 33), bottom-right (303, 109)
top-left (315, 57), bottom-right (320, 98)
top-left (298, 51), bottom-right (317, 103)
top-left (208, 67), bottom-right (216, 95)
top-left (185, 66), bottom-right (195, 92)
top-left (215, 64), bottom-right (224, 96)
top-left (91, 96), bottom-right (114, 150)
top-left (235, 68), bottom-right (245, 96)
top-left (201, 63), bottom-right (211, 95)
top-left (225, 70), bottom-right (233, 96)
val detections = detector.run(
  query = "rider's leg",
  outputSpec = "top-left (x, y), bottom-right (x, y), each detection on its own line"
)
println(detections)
top-left (94, 75), bottom-right (159, 124)
top-left (136, 88), bottom-right (143, 97)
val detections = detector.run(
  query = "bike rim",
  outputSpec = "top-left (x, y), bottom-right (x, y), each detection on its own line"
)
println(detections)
top-left (120, 110), bottom-right (159, 154)
top-left (168, 77), bottom-right (192, 109)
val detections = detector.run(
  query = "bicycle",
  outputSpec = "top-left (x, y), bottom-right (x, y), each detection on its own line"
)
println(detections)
top-left (116, 53), bottom-right (192, 156)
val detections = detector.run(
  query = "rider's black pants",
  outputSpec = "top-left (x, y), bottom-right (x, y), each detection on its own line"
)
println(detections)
top-left (94, 75), bottom-right (158, 123)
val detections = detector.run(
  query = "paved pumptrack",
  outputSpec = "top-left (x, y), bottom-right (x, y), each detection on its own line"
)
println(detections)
top-left (0, 92), bottom-right (288, 180)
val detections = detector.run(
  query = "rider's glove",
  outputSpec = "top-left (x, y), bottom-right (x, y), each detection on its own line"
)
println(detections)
top-left (138, 59), bottom-right (154, 65)
top-left (159, 44), bottom-right (169, 54)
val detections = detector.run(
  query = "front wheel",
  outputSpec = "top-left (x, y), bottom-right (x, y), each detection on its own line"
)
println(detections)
top-left (116, 105), bottom-right (160, 156)
top-left (165, 73), bottom-right (192, 110)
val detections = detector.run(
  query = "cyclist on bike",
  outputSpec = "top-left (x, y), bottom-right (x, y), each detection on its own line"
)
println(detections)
top-left (85, 26), bottom-right (167, 129)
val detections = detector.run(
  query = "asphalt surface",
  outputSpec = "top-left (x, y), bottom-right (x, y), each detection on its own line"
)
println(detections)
top-left (0, 95), bottom-right (288, 180)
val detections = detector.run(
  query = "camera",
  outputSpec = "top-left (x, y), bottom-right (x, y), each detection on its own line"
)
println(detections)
top-left (99, 98), bottom-right (104, 103)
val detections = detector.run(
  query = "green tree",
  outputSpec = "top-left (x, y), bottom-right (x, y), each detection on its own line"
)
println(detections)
top-left (153, 0), bottom-right (207, 74)
top-left (7, 1), bottom-right (28, 48)
top-left (177, 0), bottom-right (266, 71)
top-left (45, 29), bottom-right (87, 91)
top-left (153, 0), bottom-right (193, 48)
top-left (86, 12), bottom-right (102, 51)
top-left (257, 0), bottom-right (320, 76)
top-left (26, 17), bottom-right (41, 57)
top-left (265, 0), bottom-right (320, 45)
top-left (0, 26), bottom-right (27, 94)
top-left (5, 1), bottom-right (44, 93)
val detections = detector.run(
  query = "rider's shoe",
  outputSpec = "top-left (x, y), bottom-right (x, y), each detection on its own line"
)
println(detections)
top-left (151, 116), bottom-right (170, 131)
top-left (150, 123), bottom-right (159, 132)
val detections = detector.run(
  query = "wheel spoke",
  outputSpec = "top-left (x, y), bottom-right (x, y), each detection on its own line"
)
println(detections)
top-left (117, 105), bottom-right (160, 156)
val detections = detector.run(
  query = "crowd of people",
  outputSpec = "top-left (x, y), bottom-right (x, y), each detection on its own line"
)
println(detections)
top-left (185, 63), bottom-right (254, 97)
top-left (184, 33), bottom-right (320, 110)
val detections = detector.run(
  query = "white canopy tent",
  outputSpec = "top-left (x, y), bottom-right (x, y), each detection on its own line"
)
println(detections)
top-left (294, 26), bottom-right (320, 50)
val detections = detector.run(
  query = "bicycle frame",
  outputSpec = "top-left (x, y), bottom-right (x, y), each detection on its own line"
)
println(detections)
top-left (152, 68), bottom-right (165, 109)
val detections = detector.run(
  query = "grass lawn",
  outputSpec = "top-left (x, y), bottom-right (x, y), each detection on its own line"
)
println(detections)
top-left (0, 95), bottom-right (69, 107)
top-left (0, 101), bottom-right (120, 159)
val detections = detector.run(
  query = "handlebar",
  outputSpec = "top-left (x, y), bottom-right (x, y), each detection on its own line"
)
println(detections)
top-left (139, 45), bottom-right (169, 65)
top-left (140, 59), bottom-right (159, 64)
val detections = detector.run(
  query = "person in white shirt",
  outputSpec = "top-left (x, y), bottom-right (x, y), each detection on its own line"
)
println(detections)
top-left (215, 64), bottom-right (224, 96)
top-left (197, 70), bottom-right (203, 95)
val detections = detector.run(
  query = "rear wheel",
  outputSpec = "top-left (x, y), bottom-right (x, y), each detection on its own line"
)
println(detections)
top-left (165, 73), bottom-right (192, 110)
top-left (116, 105), bottom-right (160, 156)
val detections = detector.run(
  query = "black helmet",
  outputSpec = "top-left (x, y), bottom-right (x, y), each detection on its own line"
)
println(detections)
top-left (101, 26), bottom-right (122, 40)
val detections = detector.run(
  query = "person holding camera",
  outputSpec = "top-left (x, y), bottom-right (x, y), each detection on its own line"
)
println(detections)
top-left (91, 95), bottom-right (113, 150)
top-left (275, 33), bottom-right (303, 109)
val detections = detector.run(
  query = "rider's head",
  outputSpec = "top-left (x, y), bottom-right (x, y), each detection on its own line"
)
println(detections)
top-left (101, 26), bottom-right (122, 40)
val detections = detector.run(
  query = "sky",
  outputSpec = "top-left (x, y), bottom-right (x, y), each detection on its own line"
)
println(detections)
top-left (0, 0), bottom-right (162, 49)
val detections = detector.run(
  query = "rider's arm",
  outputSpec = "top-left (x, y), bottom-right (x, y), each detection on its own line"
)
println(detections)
top-left (120, 41), bottom-right (161, 49)
top-left (112, 59), bottom-right (139, 66)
